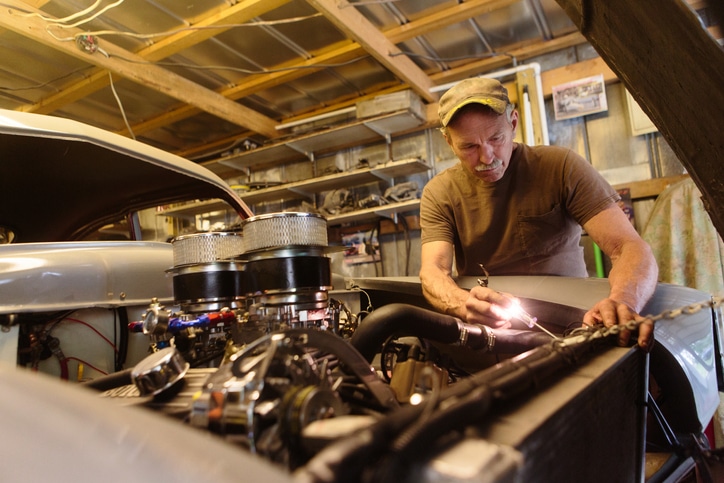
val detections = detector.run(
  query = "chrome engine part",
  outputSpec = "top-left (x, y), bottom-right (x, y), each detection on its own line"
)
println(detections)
top-left (134, 212), bottom-right (341, 366)
top-left (242, 212), bottom-right (335, 336)
top-left (188, 328), bottom-right (397, 468)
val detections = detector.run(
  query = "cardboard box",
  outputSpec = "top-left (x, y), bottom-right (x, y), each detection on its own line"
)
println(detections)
top-left (356, 90), bottom-right (426, 121)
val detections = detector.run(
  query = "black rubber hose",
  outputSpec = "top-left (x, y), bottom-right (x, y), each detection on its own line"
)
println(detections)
top-left (375, 350), bottom-right (566, 483)
top-left (80, 368), bottom-right (133, 392)
top-left (349, 303), bottom-right (551, 362)
top-left (297, 331), bottom-right (615, 483)
top-left (294, 344), bottom-right (564, 483)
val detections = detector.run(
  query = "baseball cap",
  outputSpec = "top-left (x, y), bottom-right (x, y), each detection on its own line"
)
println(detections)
top-left (438, 77), bottom-right (510, 127)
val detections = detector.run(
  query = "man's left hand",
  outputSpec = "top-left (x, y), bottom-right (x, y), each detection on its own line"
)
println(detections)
top-left (583, 298), bottom-right (654, 352)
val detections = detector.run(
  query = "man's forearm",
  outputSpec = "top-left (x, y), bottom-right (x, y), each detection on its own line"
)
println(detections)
top-left (420, 270), bottom-right (470, 320)
top-left (607, 241), bottom-right (659, 313)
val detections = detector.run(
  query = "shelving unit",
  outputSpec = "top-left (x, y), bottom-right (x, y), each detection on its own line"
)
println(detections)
top-left (165, 94), bottom-right (430, 230)
top-left (202, 109), bottom-right (427, 173)
top-left (159, 157), bottom-right (431, 226)
top-left (326, 198), bottom-right (421, 225)
top-left (242, 156), bottom-right (429, 205)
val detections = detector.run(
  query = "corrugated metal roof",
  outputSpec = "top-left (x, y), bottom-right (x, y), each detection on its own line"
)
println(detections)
top-left (1, 0), bottom-right (715, 172)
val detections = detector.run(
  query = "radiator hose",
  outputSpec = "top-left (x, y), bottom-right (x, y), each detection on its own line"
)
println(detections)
top-left (349, 303), bottom-right (553, 362)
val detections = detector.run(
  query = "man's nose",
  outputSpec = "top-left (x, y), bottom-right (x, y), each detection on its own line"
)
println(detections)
top-left (479, 144), bottom-right (495, 163)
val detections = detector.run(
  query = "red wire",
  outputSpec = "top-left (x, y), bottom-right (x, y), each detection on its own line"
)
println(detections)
top-left (65, 356), bottom-right (109, 376)
top-left (62, 317), bottom-right (118, 353)
top-left (58, 358), bottom-right (69, 380)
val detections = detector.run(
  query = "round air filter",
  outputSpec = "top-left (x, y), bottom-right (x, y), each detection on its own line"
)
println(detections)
top-left (241, 212), bottom-right (332, 316)
top-left (242, 212), bottom-right (327, 252)
top-left (169, 232), bottom-right (246, 313)
top-left (171, 232), bottom-right (245, 267)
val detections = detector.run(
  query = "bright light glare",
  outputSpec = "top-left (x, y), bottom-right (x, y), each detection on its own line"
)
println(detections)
top-left (505, 300), bottom-right (524, 318)
top-left (499, 298), bottom-right (537, 328)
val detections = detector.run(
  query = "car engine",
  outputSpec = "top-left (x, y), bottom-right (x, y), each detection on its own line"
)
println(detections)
top-left (6, 212), bottom-right (723, 483)
top-left (71, 212), bottom-right (578, 478)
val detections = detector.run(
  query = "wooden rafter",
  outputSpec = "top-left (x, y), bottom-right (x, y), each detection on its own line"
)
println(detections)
top-left (305, 0), bottom-right (436, 102)
top-left (127, 0), bottom-right (588, 145)
top-left (0, 0), bottom-right (281, 138)
top-left (554, 0), bottom-right (724, 237)
top-left (11, 0), bottom-right (289, 118)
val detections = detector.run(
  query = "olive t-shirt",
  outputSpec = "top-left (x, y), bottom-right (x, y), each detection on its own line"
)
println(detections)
top-left (420, 143), bottom-right (619, 277)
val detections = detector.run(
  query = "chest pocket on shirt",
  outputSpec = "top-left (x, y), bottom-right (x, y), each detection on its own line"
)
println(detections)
top-left (516, 204), bottom-right (572, 258)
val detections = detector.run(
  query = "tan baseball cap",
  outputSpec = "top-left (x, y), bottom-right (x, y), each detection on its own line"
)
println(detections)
top-left (438, 77), bottom-right (510, 127)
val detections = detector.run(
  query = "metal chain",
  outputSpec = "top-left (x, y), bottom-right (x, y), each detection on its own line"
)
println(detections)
top-left (559, 295), bottom-right (723, 346)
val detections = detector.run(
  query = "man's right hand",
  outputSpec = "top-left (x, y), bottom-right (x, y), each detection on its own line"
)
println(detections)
top-left (464, 286), bottom-right (517, 328)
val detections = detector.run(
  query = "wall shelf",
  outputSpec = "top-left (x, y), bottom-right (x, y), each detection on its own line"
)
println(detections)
top-left (326, 199), bottom-right (421, 226)
top-left (241, 156), bottom-right (429, 205)
top-left (159, 157), bottom-right (431, 221)
top-left (202, 109), bottom-right (426, 173)
top-left (159, 199), bottom-right (231, 218)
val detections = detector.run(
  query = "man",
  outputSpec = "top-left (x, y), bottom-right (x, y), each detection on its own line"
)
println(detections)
top-left (419, 77), bottom-right (658, 350)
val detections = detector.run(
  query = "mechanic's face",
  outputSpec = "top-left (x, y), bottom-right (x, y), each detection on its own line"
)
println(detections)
top-left (444, 105), bottom-right (518, 183)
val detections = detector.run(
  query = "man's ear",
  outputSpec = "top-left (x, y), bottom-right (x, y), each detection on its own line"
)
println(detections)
top-left (510, 109), bottom-right (519, 134)
top-left (440, 128), bottom-right (452, 147)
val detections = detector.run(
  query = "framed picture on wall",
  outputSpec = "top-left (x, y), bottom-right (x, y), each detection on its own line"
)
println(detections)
top-left (624, 88), bottom-right (658, 136)
top-left (552, 74), bottom-right (608, 121)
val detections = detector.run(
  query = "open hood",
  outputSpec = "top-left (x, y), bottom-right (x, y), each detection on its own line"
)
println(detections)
top-left (0, 109), bottom-right (252, 242)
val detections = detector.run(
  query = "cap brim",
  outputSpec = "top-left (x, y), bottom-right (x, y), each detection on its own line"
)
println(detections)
top-left (441, 97), bottom-right (508, 126)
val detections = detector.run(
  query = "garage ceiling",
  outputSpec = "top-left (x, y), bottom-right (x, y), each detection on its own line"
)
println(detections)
top-left (0, 0), bottom-right (588, 162)
top-left (0, 0), bottom-right (719, 170)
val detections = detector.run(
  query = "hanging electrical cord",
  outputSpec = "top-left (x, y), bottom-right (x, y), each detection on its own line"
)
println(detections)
top-left (38, 12), bottom-right (323, 42)
top-left (107, 71), bottom-right (135, 139)
top-left (47, 0), bottom-right (125, 29)
top-left (7, 0), bottom-right (124, 26)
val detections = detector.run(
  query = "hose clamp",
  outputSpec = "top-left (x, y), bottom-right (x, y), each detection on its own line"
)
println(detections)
top-left (483, 325), bottom-right (496, 352)
top-left (458, 325), bottom-right (469, 346)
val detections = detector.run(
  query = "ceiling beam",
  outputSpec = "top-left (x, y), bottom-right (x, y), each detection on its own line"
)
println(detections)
top-left (385, 0), bottom-right (520, 43)
top-left (0, 0), bottom-right (280, 138)
top-left (126, 41), bottom-right (363, 136)
top-left (133, 0), bottom-right (532, 135)
top-left (131, 0), bottom-right (588, 144)
top-left (139, 0), bottom-right (291, 62)
top-left (114, 1), bottom-right (546, 138)
top-left (12, 0), bottom-right (516, 129)
top-left (305, 0), bottom-right (436, 103)
top-left (429, 31), bottom-right (587, 87)
top-left (554, 0), bottom-right (724, 237)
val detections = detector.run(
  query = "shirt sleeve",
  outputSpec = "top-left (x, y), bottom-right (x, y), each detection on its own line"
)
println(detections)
top-left (420, 175), bottom-right (457, 246)
top-left (562, 149), bottom-right (620, 225)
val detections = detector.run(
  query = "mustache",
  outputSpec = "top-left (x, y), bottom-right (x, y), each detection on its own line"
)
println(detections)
top-left (474, 158), bottom-right (503, 172)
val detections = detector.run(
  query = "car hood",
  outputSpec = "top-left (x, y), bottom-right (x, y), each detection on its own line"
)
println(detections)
top-left (0, 109), bottom-right (252, 242)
